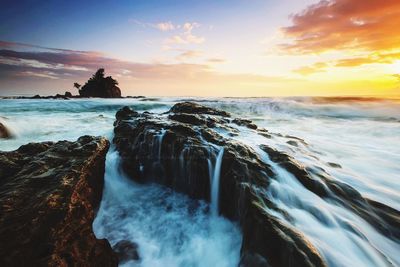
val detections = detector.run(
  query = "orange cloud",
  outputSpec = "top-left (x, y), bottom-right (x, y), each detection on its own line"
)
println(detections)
top-left (293, 51), bottom-right (400, 75)
top-left (294, 62), bottom-right (327, 75)
top-left (335, 52), bottom-right (400, 67)
top-left (282, 0), bottom-right (400, 53)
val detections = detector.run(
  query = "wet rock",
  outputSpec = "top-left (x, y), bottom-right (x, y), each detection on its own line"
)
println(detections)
top-left (0, 136), bottom-right (118, 266)
top-left (260, 145), bottom-right (400, 241)
top-left (0, 122), bottom-right (13, 139)
top-left (115, 106), bottom-right (139, 121)
top-left (285, 135), bottom-right (308, 146)
top-left (169, 113), bottom-right (209, 126)
top-left (240, 186), bottom-right (326, 267)
top-left (54, 93), bottom-right (69, 99)
top-left (125, 95), bottom-right (145, 99)
top-left (113, 240), bottom-right (139, 263)
top-left (64, 91), bottom-right (73, 98)
top-left (257, 128), bottom-right (272, 139)
top-left (286, 140), bottom-right (298, 146)
top-left (327, 162), bottom-right (341, 168)
top-left (169, 101), bottom-right (231, 117)
top-left (113, 103), bottom-right (327, 267)
top-left (239, 252), bottom-right (270, 267)
top-left (232, 118), bottom-right (258, 130)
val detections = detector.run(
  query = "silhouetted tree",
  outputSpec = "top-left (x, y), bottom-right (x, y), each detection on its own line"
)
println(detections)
top-left (73, 82), bottom-right (81, 90)
top-left (78, 68), bottom-right (121, 98)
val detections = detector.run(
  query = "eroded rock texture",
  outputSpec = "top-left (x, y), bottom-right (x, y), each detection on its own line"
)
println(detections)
top-left (113, 102), bottom-right (328, 267)
top-left (0, 136), bottom-right (118, 267)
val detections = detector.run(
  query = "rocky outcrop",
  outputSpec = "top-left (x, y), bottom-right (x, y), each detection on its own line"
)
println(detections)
top-left (79, 68), bottom-right (122, 98)
top-left (260, 145), bottom-right (400, 242)
top-left (64, 91), bottom-right (73, 98)
top-left (0, 122), bottom-right (12, 139)
top-left (0, 136), bottom-right (118, 266)
top-left (113, 103), bottom-right (327, 267)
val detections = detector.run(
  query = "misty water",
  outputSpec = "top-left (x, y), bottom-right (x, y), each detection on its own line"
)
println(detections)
top-left (1, 97), bottom-right (399, 267)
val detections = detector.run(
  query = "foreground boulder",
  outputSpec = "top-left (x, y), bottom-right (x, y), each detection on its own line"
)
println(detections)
top-left (0, 136), bottom-right (118, 266)
top-left (113, 102), bottom-right (327, 267)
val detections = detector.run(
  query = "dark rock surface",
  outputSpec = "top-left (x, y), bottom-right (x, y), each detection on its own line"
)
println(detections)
top-left (64, 91), bottom-right (73, 98)
top-left (112, 240), bottom-right (139, 263)
top-left (79, 68), bottom-right (122, 98)
top-left (2, 94), bottom-right (72, 100)
top-left (113, 102), bottom-right (327, 267)
top-left (260, 145), bottom-right (400, 242)
top-left (169, 101), bottom-right (230, 117)
top-left (0, 136), bottom-right (118, 267)
top-left (0, 122), bottom-right (13, 139)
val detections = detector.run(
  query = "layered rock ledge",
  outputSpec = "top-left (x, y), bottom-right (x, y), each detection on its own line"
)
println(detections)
top-left (0, 136), bottom-right (117, 266)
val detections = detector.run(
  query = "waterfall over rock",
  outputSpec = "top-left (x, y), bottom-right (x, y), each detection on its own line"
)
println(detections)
top-left (1, 97), bottom-right (399, 267)
top-left (112, 102), bottom-right (329, 267)
top-left (210, 147), bottom-right (224, 216)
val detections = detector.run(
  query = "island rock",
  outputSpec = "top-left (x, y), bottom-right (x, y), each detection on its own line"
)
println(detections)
top-left (78, 68), bottom-right (122, 98)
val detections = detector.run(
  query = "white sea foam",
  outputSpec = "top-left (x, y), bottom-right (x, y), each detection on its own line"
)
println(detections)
top-left (216, 121), bottom-right (400, 267)
top-left (93, 149), bottom-right (242, 267)
top-left (1, 97), bottom-right (399, 267)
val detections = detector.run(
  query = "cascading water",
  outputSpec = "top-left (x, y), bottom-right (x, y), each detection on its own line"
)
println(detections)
top-left (217, 123), bottom-right (400, 267)
top-left (94, 145), bottom-right (241, 267)
top-left (265, 161), bottom-right (400, 267)
top-left (1, 97), bottom-right (399, 267)
top-left (157, 129), bottom-right (166, 161)
top-left (209, 147), bottom-right (224, 216)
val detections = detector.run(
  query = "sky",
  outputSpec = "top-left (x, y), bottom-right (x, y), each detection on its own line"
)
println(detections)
top-left (0, 0), bottom-right (399, 97)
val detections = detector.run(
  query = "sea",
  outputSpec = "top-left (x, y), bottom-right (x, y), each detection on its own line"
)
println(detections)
top-left (0, 96), bottom-right (399, 267)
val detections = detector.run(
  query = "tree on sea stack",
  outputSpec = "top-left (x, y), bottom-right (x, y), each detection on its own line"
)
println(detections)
top-left (78, 68), bottom-right (122, 98)
top-left (73, 82), bottom-right (81, 90)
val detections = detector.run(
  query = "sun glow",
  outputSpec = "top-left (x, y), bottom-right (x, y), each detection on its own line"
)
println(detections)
top-left (389, 60), bottom-right (400, 74)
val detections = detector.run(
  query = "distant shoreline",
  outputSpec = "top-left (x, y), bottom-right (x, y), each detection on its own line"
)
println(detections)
top-left (1, 95), bottom-right (399, 102)
top-left (0, 95), bottom-right (146, 100)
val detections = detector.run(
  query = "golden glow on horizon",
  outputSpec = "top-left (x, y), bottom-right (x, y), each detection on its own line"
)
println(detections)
top-left (87, 0), bottom-right (400, 97)
top-left (389, 61), bottom-right (400, 74)
top-left (1, 0), bottom-right (400, 97)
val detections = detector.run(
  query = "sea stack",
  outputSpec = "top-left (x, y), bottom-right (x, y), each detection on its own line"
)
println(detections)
top-left (78, 68), bottom-right (122, 98)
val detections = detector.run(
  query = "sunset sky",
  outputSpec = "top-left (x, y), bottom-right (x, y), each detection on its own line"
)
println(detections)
top-left (1, 0), bottom-right (399, 97)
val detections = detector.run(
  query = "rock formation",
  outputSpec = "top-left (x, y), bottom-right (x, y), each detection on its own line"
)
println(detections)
top-left (0, 136), bottom-right (118, 266)
top-left (0, 122), bottom-right (13, 139)
top-left (64, 91), bottom-right (73, 98)
top-left (113, 102), bottom-right (328, 267)
top-left (113, 102), bottom-right (400, 267)
top-left (78, 68), bottom-right (122, 98)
